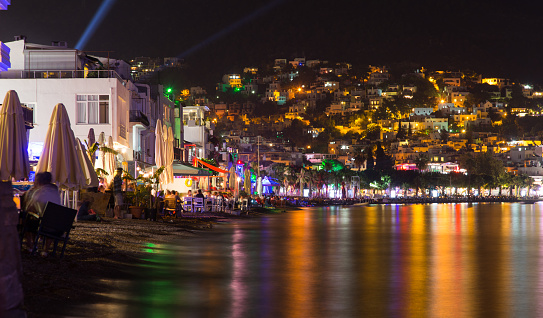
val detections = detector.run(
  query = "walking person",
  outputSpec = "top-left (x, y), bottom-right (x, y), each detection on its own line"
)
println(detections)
top-left (113, 168), bottom-right (123, 219)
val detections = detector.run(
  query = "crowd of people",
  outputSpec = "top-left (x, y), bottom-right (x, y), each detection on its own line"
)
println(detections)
top-left (17, 170), bottom-right (282, 257)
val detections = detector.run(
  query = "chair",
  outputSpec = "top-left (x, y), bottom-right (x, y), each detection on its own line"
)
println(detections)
top-left (212, 197), bottom-right (222, 212)
top-left (205, 198), bottom-right (213, 212)
top-left (32, 202), bottom-right (77, 258)
top-left (193, 197), bottom-right (204, 212)
top-left (183, 197), bottom-right (193, 212)
top-left (164, 198), bottom-right (177, 217)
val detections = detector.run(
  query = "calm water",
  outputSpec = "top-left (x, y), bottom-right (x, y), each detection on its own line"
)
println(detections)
top-left (88, 203), bottom-right (543, 318)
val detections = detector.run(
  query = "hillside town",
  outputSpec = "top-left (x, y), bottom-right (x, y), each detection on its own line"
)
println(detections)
top-left (1, 37), bottom-right (543, 199)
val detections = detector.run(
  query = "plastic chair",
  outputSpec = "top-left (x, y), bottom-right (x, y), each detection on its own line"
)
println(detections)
top-left (32, 202), bottom-right (77, 258)
top-left (193, 197), bottom-right (204, 212)
top-left (205, 198), bottom-right (213, 212)
top-left (183, 197), bottom-right (193, 212)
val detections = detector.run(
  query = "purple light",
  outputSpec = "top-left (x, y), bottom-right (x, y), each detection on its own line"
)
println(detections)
top-left (0, 0), bottom-right (11, 10)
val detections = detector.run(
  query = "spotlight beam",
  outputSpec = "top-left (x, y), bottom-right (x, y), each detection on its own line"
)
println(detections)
top-left (176, 0), bottom-right (285, 60)
top-left (75, 0), bottom-right (117, 50)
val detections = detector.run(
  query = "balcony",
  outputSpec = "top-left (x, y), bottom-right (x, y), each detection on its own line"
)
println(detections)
top-left (16, 70), bottom-right (124, 82)
top-left (129, 110), bottom-right (150, 127)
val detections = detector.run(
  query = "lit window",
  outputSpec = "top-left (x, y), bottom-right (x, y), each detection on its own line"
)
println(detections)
top-left (76, 94), bottom-right (109, 124)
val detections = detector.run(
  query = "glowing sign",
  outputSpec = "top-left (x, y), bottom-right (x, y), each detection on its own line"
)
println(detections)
top-left (0, 42), bottom-right (10, 72)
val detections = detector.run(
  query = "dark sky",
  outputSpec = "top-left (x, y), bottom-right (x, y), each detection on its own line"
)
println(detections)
top-left (1, 0), bottom-right (541, 86)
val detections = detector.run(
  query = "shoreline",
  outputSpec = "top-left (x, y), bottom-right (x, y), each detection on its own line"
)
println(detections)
top-left (20, 214), bottom-right (244, 317)
top-left (278, 196), bottom-right (540, 207)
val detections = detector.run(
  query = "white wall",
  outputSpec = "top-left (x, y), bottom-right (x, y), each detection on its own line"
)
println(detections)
top-left (0, 77), bottom-right (130, 154)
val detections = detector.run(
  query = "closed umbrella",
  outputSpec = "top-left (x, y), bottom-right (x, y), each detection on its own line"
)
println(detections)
top-left (166, 126), bottom-right (174, 184)
top-left (36, 103), bottom-right (86, 190)
top-left (0, 90), bottom-right (30, 181)
top-left (244, 167), bottom-right (251, 194)
top-left (228, 165), bottom-right (236, 190)
top-left (162, 124), bottom-right (169, 184)
top-left (104, 136), bottom-right (116, 184)
top-left (76, 138), bottom-right (99, 188)
top-left (257, 177), bottom-right (263, 196)
top-left (154, 119), bottom-right (165, 184)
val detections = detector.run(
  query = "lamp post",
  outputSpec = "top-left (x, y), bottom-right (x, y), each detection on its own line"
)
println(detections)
top-left (257, 136), bottom-right (261, 178)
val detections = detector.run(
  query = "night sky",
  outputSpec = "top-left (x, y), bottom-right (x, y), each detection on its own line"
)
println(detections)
top-left (1, 0), bottom-right (541, 86)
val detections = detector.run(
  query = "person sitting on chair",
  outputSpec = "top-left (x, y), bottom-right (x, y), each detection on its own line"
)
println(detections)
top-left (195, 189), bottom-right (205, 199)
top-left (23, 171), bottom-right (61, 256)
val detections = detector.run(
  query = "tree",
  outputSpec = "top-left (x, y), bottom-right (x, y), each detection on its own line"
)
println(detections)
top-left (353, 151), bottom-right (366, 171)
top-left (374, 142), bottom-right (393, 172)
top-left (365, 146), bottom-right (374, 170)
top-left (396, 121), bottom-right (406, 140)
top-left (440, 129), bottom-right (449, 143)
top-left (414, 153), bottom-right (429, 172)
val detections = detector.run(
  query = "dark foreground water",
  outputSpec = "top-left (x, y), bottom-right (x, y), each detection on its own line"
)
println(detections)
top-left (88, 203), bottom-right (543, 318)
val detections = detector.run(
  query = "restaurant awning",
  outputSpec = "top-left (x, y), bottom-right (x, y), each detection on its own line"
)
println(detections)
top-left (193, 157), bottom-right (229, 174)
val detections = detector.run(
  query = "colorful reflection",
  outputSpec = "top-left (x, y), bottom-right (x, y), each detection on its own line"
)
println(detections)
top-left (77, 203), bottom-right (543, 317)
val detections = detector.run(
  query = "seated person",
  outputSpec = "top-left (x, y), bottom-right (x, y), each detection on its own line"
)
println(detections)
top-left (195, 189), bottom-right (205, 199)
top-left (23, 171), bottom-right (61, 256)
top-left (77, 199), bottom-right (100, 221)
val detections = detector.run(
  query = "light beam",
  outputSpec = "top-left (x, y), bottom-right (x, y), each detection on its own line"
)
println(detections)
top-left (75, 0), bottom-right (117, 50)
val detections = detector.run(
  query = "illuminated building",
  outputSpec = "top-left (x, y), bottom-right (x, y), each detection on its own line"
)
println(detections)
top-left (0, 0), bottom-right (10, 10)
top-left (0, 42), bottom-right (10, 72)
top-left (0, 38), bottom-right (176, 168)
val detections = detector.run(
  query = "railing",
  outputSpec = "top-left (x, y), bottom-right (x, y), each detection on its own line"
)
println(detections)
top-left (129, 110), bottom-right (150, 126)
top-left (174, 147), bottom-right (182, 160)
top-left (119, 124), bottom-right (126, 139)
top-left (173, 138), bottom-right (182, 160)
top-left (21, 70), bottom-right (124, 82)
top-left (134, 150), bottom-right (143, 161)
top-left (21, 105), bottom-right (33, 129)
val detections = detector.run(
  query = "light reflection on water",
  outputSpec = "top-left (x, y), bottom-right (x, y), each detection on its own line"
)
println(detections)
top-left (86, 203), bottom-right (543, 317)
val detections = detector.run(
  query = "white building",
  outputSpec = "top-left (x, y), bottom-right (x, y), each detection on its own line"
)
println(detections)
top-left (0, 38), bottom-right (175, 169)
top-left (183, 105), bottom-right (213, 161)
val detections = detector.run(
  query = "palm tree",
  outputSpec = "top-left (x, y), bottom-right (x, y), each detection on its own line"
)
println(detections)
top-left (414, 153), bottom-right (429, 172)
top-left (519, 174), bottom-right (534, 197)
top-left (297, 168), bottom-right (311, 197)
top-left (85, 141), bottom-right (118, 164)
top-left (306, 169), bottom-right (318, 198)
top-left (353, 151), bottom-right (366, 171)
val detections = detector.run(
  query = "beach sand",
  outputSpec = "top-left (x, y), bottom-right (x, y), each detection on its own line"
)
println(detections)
top-left (20, 216), bottom-right (218, 317)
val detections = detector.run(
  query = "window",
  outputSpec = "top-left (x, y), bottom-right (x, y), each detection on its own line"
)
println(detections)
top-left (23, 103), bottom-right (36, 123)
top-left (76, 94), bottom-right (109, 124)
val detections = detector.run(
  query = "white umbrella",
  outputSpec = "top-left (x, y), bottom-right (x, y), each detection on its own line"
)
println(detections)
top-left (228, 165), bottom-right (236, 190)
top-left (0, 90), bottom-right (30, 181)
top-left (162, 124), bottom-right (169, 184)
top-left (36, 103), bottom-right (86, 189)
top-left (166, 126), bottom-right (174, 184)
top-left (257, 176), bottom-right (263, 196)
top-left (104, 136), bottom-right (116, 184)
top-left (76, 138), bottom-right (99, 188)
top-left (154, 119), bottom-right (165, 183)
top-left (244, 167), bottom-right (251, 194)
